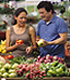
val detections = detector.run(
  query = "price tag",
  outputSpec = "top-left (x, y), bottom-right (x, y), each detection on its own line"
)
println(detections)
top-left (1, 78), bottom-right (6, 80)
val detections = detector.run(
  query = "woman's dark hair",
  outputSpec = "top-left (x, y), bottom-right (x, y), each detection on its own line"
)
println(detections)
top-left (37, 1), bottom-right (54, 14)
top-left (12, 8), bottom-right (28, 25)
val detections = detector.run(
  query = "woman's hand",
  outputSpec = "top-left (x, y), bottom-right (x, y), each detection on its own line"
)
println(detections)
top-left (15, 43), bottom-right (23, 48)
top-left (36, 38), bottom-right (40, 43)
top-left (26, 46), bottom-right (33, 54)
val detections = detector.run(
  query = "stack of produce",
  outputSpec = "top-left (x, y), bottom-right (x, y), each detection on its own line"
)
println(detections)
top-left (0, 40), bottom-right (11, 54)
top-left (0, 61), bottom-right (18, 78)
top-left (14, 55), bottom-right (70, 79)
top-left (0, 54), bottom-right (70, 79)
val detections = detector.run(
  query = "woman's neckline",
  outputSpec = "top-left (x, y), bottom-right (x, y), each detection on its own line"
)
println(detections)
top-left (12, 25), bottom-right (28, 36)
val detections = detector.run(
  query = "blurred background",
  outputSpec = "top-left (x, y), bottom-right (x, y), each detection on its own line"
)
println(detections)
top-left (0, 0), bottom-right (70, 65)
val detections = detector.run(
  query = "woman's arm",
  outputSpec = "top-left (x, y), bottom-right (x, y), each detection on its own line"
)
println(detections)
top-left (29, 26), bottom-right (37, 49)
top-left (6, 27), bottom-right (19, 52)
top-left (26, 26), bottom-right (37, 54)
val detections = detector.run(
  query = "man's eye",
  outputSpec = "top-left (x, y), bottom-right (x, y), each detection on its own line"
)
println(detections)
top-left (20, 17), bottom-right (23, 19)
top-left (40, 12), bottom-right (44, 14)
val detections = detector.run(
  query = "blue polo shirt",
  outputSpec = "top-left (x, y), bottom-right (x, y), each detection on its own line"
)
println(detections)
top-left (36, 15), bottom-right (68, 58)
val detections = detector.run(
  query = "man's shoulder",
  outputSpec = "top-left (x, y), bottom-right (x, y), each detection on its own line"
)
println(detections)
top-left (55, 15), bottom-right (65, 22)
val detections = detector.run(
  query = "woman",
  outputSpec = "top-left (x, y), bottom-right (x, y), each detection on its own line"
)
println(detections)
top-left (6, 8), bottom-right (37, 58)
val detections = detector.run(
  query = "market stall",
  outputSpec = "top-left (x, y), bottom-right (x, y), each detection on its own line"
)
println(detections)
top-left (0, 0), bottom-right (70, 80)
top-left (0, 54), bottom-right (70, 80)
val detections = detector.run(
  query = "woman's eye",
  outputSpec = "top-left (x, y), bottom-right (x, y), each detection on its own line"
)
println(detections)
top-left (20, 17), bottom-right (26, 19)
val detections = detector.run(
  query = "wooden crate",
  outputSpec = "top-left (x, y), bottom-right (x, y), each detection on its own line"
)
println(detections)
top-left (1, 77), bottom-right (70, 80)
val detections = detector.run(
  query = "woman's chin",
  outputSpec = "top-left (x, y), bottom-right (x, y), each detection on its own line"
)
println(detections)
top-left (20, 24), bottom-right (25, 27)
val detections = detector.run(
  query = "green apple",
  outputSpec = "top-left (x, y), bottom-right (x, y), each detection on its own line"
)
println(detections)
top-left (0, 61), bottom-right (3, 66)
top-left (0, 65), bottom-right (2, 69)
top-left (0, 68), bottom-right (6, 73)
top-left (0, 72), bottom-right (2, 78)
top-left (9, 73), bottom-right (17, 78)
top-left (37, 40), bottom-right (44, 46)
top-left (3, 63), bottom-right (11, 69)
top-left (8, 69), bottom-right (15, 73)
top-left (2, 72), bottom-right (9, 78)
top-left (12, 63), bottom-right (18, 69)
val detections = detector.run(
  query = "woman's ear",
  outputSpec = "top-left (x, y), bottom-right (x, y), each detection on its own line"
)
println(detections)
top-left (14, 15), bottom-right (17, 20)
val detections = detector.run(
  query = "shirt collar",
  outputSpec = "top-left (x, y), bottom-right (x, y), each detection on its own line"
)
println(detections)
top-left (50, 14), bottom-right (56, 23)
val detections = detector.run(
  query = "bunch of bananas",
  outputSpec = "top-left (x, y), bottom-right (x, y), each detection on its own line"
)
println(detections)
top-left (0, 40), bottom-right (11, 54)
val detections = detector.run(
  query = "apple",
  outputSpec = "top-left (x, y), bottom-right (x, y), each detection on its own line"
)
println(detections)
top-left (16, 40), bottom-right (24, 44)
top-left (0, 72), bottom-right (2, 78)
top-left (3, 63), bottom-right (11, 69)
top-left (12, 63), bottom-right (18, 69)
top-left (0, 68), bottom-right (6, 73)
top-left (0, 65), bottom-right (2, 69)
top-left (9, 73), bottom-right (17, 78)
top-left (2, 72), bottom-right (9, 78)
top-left (0, 61), bottom-right (3, 66)
top-left (8, 69), bottom-right (15, 73)
top-left (37, 40), bottom-right (44, 46)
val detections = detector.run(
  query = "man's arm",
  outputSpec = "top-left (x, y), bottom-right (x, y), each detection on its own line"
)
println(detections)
top-left (37, 33), bottom-right (67, 47)
top-left (48, 32), bottom-right (67, 45)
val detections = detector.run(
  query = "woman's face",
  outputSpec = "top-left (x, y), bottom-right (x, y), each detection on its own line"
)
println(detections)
top-left (15, 12), bottom-right (27, 27)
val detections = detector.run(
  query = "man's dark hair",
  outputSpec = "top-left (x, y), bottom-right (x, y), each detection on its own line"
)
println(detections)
top-left (37, 1), bottom-right (54, 14)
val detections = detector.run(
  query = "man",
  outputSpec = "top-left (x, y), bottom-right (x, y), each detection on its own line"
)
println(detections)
top-left (36, 1), bottom-right (68, 58)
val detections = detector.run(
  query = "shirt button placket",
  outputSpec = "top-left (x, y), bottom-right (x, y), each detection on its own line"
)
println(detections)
top-left (45, 37), bottom-right (46, 39)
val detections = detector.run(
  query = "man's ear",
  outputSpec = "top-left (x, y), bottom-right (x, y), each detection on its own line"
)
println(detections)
top-left (50, 10), bottom-right (52, 13)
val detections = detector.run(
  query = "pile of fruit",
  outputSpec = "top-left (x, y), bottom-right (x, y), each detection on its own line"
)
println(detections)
top-left (0, 40), bottom-right (11, 54)
top-left (0, 61), bottom-right (18, 78)
top-left (0, 40), bottom-right (6, 53)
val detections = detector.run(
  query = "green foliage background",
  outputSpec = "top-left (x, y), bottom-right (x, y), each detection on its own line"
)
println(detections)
top-left (0, 0), bottom-right (25, 3)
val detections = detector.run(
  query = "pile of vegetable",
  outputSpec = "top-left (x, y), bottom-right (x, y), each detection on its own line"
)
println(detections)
top-left (0, 55), bottom-right (70, 79)
top-left (15, 55), bottom-right (70, 79)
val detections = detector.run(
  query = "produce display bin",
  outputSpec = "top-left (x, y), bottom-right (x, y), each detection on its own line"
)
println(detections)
top-left (0, 77), bottom-right (70, 80)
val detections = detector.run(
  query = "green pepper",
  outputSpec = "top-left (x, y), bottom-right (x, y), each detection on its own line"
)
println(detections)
top-left (47, 73), bottom-right (52, 77)
top-left (39, 63), bottom-right (46, 71)
top-left (56, 63), bottom-right (63, 68)
top-left (51, 61), bottom-right (59, 66)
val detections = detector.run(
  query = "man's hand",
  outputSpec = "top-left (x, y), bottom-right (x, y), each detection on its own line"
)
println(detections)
top-left (36, 39), bottom-right (49, 47)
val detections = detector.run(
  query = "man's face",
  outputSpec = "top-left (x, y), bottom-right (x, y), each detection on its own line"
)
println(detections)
top-left (38, 8), bottom-right (52, 22)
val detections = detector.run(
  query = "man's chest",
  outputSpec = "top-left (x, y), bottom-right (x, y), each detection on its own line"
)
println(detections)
top-left (39, 23), bottom-right (58, 40)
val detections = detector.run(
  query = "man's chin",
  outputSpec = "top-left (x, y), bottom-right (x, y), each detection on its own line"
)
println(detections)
top-left (42, 18), bottom-right (46, 21)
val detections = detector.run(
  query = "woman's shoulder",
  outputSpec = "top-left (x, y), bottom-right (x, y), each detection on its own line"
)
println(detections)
top-left (6, 27), bottom-right (10, 31)
top-left (6, 26), bottom-right (14, 32)
top-left (29, 26), bottom-right (35, 31)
